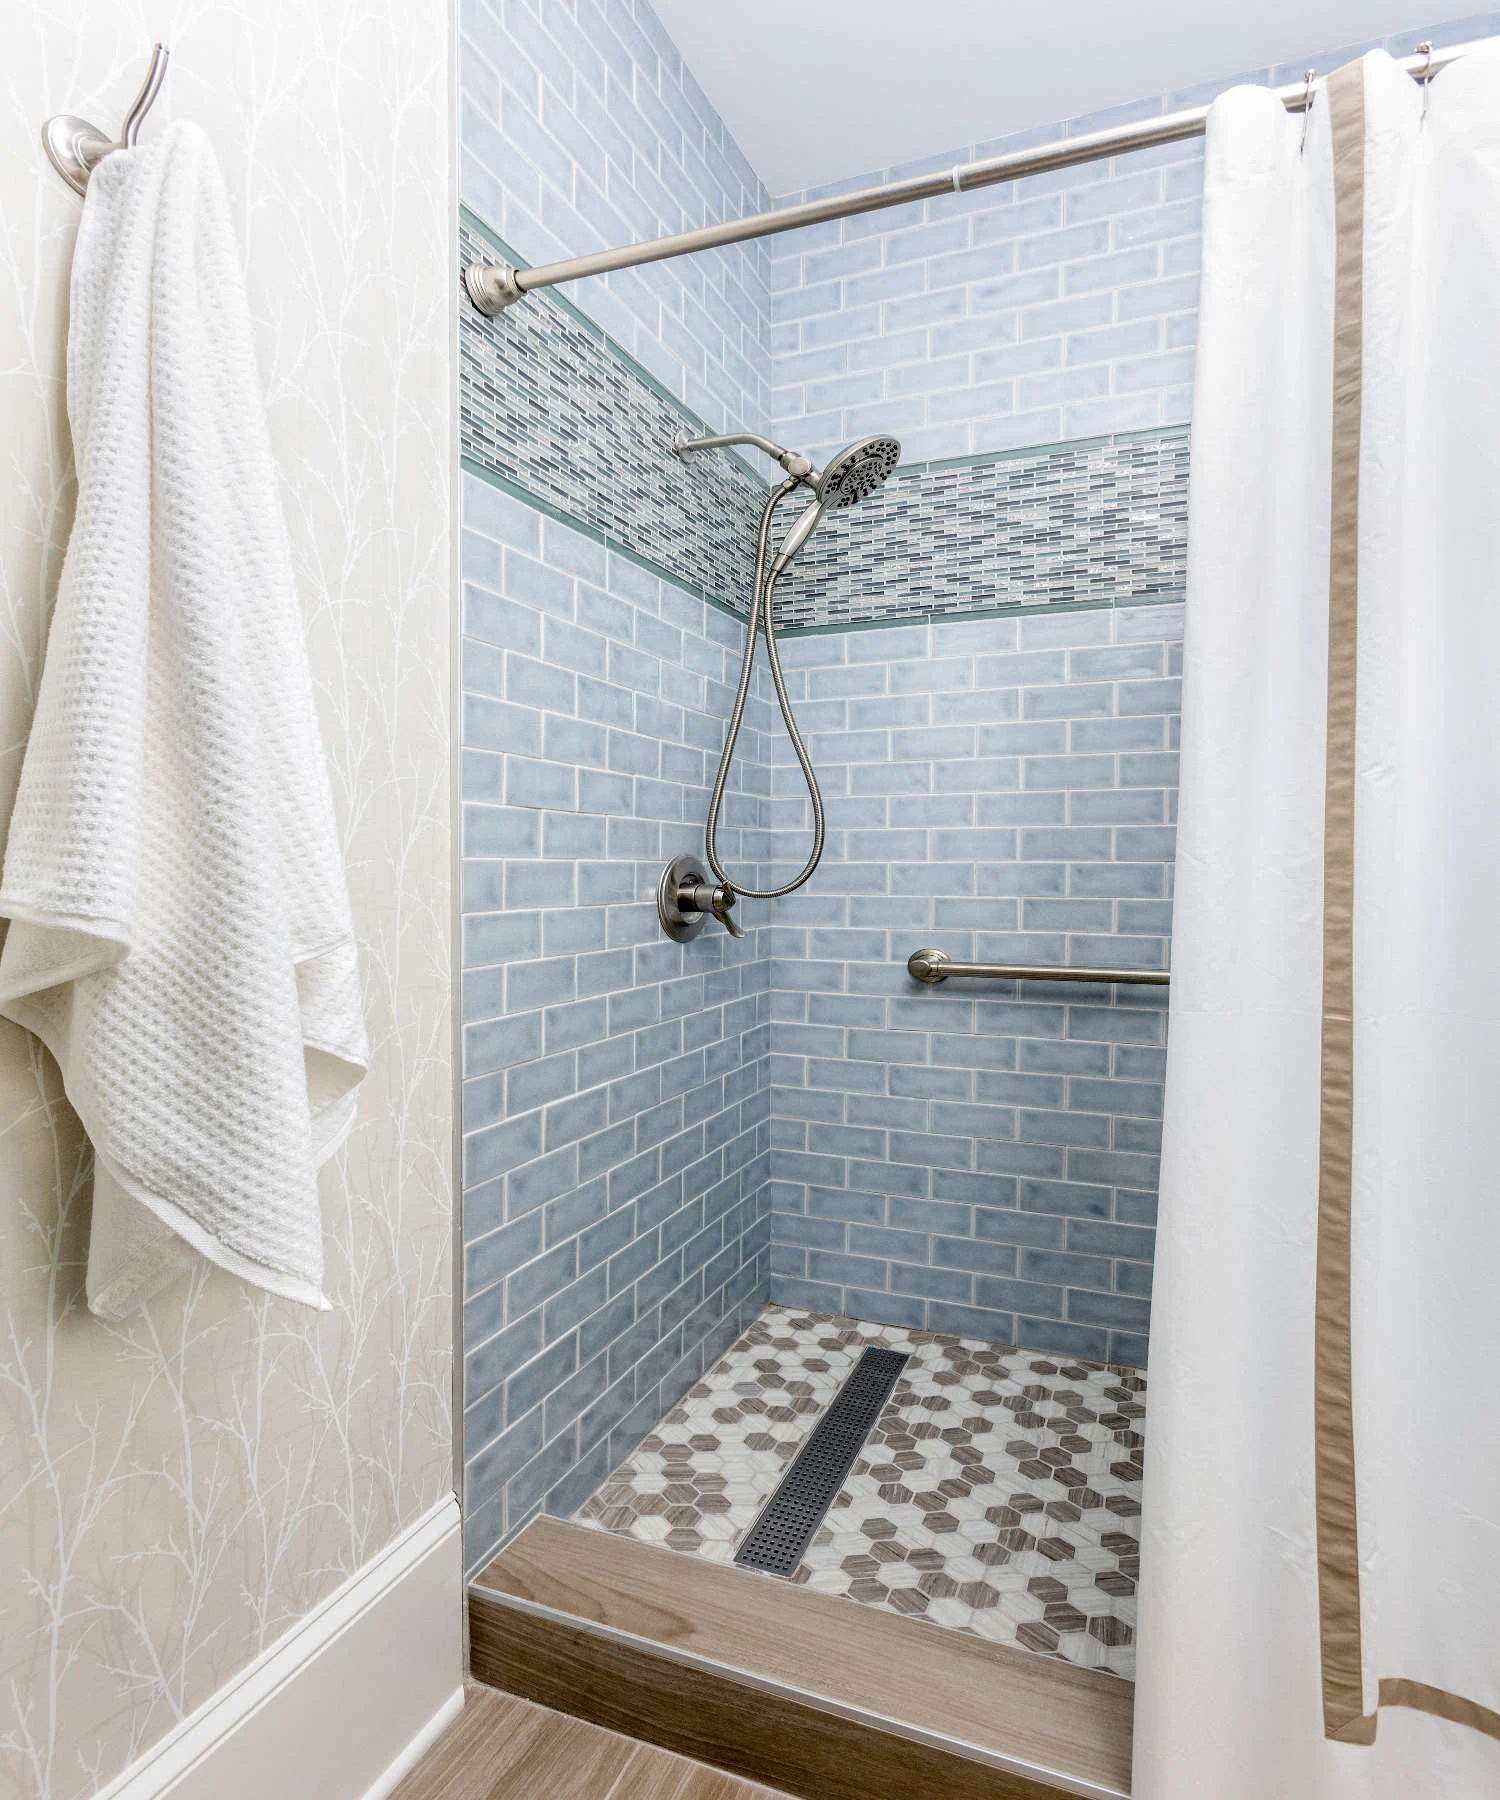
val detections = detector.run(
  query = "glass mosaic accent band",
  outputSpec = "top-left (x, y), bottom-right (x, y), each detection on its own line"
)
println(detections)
top-left (459, 208), bottom-right (1190, 634)
top-left (774, 429), bottom-right (1190, 631)
top-left (460, 211), bottom-right (765, 617)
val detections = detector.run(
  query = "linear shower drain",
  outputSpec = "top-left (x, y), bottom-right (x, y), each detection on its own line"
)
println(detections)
top-left (733, 1346), bottom-right (909, 1579)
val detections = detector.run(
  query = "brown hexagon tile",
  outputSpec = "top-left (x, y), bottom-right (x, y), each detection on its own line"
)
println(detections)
top-left (1088, 1616), bottom-right (1134, 1646)
top-left (992, 1526), bottom-right (1036, 1552)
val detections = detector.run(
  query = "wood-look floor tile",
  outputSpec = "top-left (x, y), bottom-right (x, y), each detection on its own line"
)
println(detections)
top-left (391, 1686), bottom-right (788, 1800)
top-left (610, 1742), bottom-right (789, 1800)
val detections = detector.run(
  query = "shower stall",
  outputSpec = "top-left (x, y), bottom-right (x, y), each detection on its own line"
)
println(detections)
top-left (458, 81), bottom-right (1180, 1673)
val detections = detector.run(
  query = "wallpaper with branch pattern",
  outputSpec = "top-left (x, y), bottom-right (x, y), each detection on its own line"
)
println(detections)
top-left (0, 4), bottom-right (453, 1794)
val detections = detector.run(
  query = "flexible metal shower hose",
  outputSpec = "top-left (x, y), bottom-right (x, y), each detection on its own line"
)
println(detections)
top-left (704, 478), bottom-right (826, 901)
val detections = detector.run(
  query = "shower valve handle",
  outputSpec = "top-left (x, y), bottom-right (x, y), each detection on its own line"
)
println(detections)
top-left (713, 885), bottom-right (744, 938)
top-left (690, 880), bottom-right (744, 939)
top-left (656, 855), bottom-right (744, 941)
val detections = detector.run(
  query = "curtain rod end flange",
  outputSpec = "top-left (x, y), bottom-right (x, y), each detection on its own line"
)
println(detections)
top-left (908, 948), bottom-right (950, 985)
top-left (464, 261), bottom-right (524, 315)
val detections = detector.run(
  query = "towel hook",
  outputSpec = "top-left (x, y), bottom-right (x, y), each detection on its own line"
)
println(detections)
top-left (43, 43), bottom-right (170, 197)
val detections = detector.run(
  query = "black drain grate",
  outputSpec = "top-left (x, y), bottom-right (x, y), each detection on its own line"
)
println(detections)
top-left (733, 1346), bottom-right (909, 1579)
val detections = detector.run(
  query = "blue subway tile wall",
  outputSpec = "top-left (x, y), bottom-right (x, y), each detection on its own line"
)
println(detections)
top-left (767, 14), bottom-right (1500, 472)
top-left (461, 0), bottom-right (774, 437)
top-left (768, 130), bottom-right (1202, 471)
top-left (458, 0), bottom-right (785, 1574)
top-left (762, 603), bottom-right (1183, 1368)
top-left (460, 471), bottom-right (778, 1571)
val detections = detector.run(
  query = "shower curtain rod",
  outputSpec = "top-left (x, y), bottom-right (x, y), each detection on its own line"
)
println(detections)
top-left (464, 36), bottom-right (1475, 317)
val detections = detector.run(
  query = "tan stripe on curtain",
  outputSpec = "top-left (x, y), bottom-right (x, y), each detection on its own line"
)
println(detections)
top-left (1314, 57), bottom-right (1500, 1749)
top-left (1314, 56), bottom-right (1369, 1747)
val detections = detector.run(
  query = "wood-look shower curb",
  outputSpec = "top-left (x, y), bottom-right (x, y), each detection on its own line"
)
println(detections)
top-left (468, 1517), bottom-right (1131, 1800)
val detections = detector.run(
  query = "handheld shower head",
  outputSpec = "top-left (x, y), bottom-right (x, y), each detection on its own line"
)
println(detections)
top-left (818, 434), bottom-right (902, 509)
top-left (769, 434), bottom-right (901, 576)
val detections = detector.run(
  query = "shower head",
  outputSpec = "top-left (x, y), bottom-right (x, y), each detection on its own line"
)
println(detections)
top-left (817, 435), bottom-right (902, 509)
top-left (769, 434), bottom-right (901, 577)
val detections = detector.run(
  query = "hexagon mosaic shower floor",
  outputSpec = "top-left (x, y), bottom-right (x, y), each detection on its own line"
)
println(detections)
top-left (574, 1305), bottom-right (1145, 1679)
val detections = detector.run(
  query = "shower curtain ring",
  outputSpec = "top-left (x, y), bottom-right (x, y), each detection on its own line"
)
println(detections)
top-left (1299, 69), bottom-right (1317, 154)
top-left (1418, 41), bottom-right (1434, 119)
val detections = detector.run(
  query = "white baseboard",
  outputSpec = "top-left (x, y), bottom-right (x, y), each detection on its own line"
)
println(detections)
top-left (359, 1684), bottom-right (465, 1800)
top-left (98, 1494), bottom-right (464, 1800)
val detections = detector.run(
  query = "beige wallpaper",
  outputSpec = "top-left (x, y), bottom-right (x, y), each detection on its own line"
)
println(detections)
top-left (0, 4), bottom-right (453, 1795)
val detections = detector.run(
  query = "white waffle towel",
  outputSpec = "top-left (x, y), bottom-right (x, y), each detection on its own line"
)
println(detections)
top-left (0, 122), bottom-right (368, 1317)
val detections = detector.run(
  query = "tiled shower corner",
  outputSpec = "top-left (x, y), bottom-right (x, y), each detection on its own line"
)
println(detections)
top-left (576, 1303), bottom-right (1144, 1678)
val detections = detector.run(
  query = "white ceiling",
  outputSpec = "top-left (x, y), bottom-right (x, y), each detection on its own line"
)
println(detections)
top-left (651, 1), bottom-right (1456, 193)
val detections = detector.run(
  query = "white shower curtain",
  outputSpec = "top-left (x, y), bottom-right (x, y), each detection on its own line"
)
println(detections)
top-left (1134, 47), bottom-right (1500, 1800)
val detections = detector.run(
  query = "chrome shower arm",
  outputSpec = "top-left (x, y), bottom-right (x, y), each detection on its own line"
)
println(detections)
top-left (674, 431), bottom-right (816, 484)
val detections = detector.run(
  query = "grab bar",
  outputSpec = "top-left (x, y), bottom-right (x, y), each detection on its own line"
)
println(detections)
top-left (907, 948), bottom-right (1169, 987)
